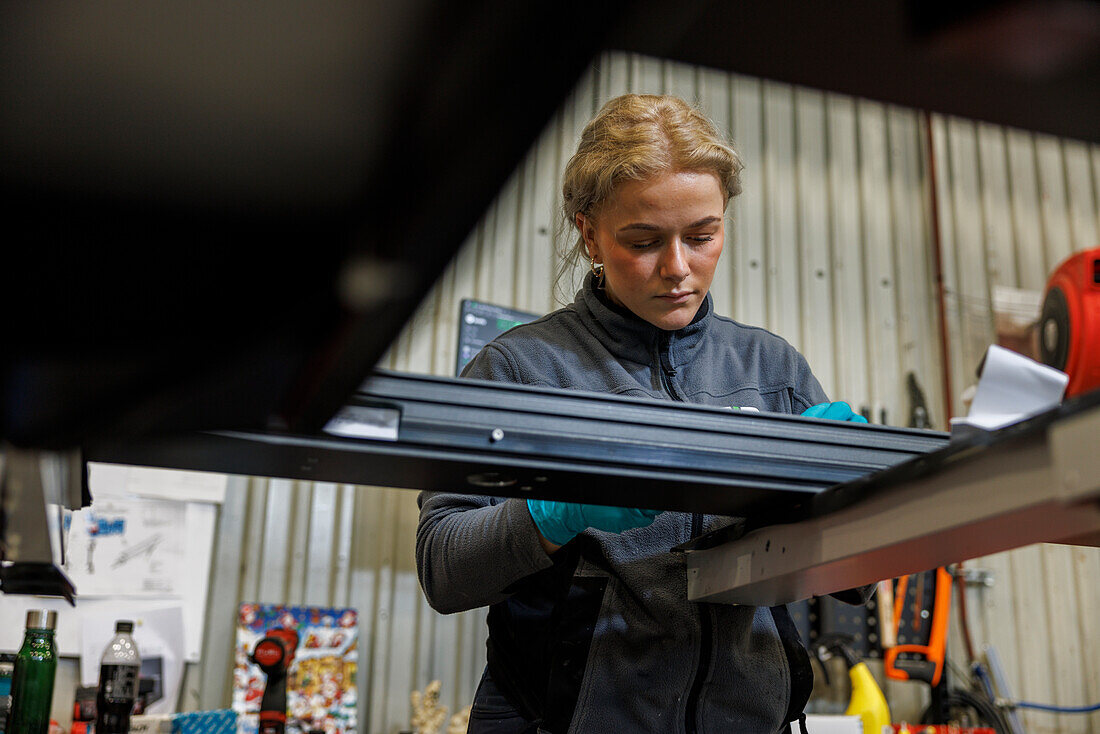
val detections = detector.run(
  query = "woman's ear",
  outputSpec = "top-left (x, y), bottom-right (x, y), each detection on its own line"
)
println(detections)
top-left (576, 212), bottom-right (596, 258)
top-left (574, 212), bottom-right (587, 235)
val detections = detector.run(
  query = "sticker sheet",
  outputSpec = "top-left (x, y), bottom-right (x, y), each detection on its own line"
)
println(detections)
top-left (233, 604), bottom-right (358, 734)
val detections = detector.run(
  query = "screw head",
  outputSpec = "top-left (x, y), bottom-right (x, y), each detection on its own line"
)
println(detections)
top-left (490, 428), bottom-right (505, 442)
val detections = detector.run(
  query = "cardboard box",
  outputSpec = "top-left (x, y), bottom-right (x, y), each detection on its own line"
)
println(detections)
top-left (129, 710), bottom-right (237, 734)
top-left (803, 715), bottom-right (864, 734)
top-left (128, 715), bottom-right (174, 734)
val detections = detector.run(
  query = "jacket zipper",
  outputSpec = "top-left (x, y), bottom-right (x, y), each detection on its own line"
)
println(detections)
top-left (685, 595), bottom-right (711, 734)
top-left (657, 333), bottom-right (683, 401)
top-left (657, 334), bottom-right (710, 734)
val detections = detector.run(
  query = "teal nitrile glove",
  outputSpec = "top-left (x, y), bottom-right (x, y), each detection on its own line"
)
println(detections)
top-left (526, 499), bottom-right (661, 546)
top-left (801, 401), bottom-right (869, 423)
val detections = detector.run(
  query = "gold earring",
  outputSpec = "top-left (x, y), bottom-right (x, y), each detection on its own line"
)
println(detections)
top-left (589, 255), bottom-right (605, 283)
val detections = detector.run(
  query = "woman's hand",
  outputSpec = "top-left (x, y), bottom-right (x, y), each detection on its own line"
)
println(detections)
top-left (801, 401), bottom-right (869, 423)
top-left (527, 499), bottom-right (661, 551)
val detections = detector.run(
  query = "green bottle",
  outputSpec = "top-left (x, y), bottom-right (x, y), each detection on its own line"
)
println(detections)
top-left (9, 610), bottom-right (58, 734)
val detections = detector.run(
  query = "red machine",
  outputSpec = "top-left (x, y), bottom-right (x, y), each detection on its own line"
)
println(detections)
top-left (889, 727), bottom-right (994, 734)
top-left (1039, 247), bottom-right (1100, 398)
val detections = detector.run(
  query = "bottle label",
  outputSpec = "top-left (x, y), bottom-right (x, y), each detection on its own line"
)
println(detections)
top-left (99, 663), bottom-right (139, 702)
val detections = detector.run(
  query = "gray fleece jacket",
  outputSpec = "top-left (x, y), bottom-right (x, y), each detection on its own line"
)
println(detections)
top-left (416, 274), bottom-right (830, 733)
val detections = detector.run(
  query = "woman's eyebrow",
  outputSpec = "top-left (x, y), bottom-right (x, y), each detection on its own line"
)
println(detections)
top-left (617, 215), bottom-right (721, 232)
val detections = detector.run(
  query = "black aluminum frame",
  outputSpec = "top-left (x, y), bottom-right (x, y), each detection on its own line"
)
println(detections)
top-left (87, 371), bottom-right (950, 517)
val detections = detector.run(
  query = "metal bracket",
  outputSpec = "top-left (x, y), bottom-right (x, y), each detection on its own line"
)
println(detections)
top-left (684, 398), bottom-right (1100, 606)
top-left (0, 444), bottom-right (82, 602)
top-left (957, 567), bottom-right (995, 588)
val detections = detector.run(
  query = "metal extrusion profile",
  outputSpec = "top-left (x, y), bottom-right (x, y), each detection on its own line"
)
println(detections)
top-left (86, 371), bottom-right (950, 517)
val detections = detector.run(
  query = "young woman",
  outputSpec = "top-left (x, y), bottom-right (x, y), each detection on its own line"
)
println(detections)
top-left (416, 93), bottom-right (867, 734)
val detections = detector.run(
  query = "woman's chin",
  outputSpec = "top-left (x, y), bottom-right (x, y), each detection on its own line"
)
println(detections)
top-left (643, 305), bottom-right (697, 331)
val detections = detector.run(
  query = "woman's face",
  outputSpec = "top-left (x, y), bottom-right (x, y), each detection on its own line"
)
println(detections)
top-left (579, 170), bottom-right (725, 331)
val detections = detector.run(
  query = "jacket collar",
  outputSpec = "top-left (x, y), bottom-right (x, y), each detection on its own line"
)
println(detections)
top-left (573, 272), bottom-right (713, 369)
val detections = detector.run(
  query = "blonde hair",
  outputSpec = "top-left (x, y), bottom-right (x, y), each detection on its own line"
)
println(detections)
top-left (556, 93), bottom-right (743, 301)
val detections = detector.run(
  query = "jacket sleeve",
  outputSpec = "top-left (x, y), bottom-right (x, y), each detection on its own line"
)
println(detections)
top-left (416, 492), bottom-right (555, 614)
top-left (790, 350), bottom-right (830, 413)
top-left (416, 342), bottom-right (553, 614)
top-left (459, 342), bottom-right (522, 382)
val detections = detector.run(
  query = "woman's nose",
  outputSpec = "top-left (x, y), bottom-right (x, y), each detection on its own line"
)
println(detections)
top-left (660, 240), bottom-right (690, 280)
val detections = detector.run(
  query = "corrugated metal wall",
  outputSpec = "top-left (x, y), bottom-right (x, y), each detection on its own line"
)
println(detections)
top-left (933, 116), bottom-right (1100, 734)
top-left (190, 51), bottom-right (1100, 733)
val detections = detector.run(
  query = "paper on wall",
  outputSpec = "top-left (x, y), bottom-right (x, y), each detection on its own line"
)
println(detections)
top-left (64, 496), bottom-right (186, 596)
top-left (0, 502), bottom-right (216, 662)
top-left (89, 463), bottom-right (228, 504)
top-left (950, 344), bottom-right (1069, 433)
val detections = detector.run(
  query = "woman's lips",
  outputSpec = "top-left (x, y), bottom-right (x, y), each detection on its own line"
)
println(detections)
top-left (657, 291), bottom-right (693, 303)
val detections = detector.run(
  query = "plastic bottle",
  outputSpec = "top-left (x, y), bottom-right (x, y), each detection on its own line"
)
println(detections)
top-left (9, 610), bottom-right (59, 734)
top-left (94, 620), bottom-right (141, 734)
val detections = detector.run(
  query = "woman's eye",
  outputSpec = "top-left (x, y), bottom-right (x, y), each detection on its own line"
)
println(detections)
top-left (687, 235), bottom-right (714, 244)
top-left (630, 241), bottom-right (658, 250)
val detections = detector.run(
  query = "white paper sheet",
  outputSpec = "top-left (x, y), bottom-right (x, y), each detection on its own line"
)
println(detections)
top-left (65, 497), bottom-right (186, 596)
top-left (950, 344), bottom-right (1069, 432)
top-left (89, 464), bottom-right (228, 504)
top-left (0, 503), bottom-right (216, 662)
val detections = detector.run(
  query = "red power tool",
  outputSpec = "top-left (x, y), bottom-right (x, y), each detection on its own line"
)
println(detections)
top-left (1040, 246), bottom-right (1100, 398)
top-left (250, 628), bottom-right (299, 734)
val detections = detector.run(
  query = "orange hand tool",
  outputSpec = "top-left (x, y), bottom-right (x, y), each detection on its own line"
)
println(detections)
top-left (885, 567), bottom-right (952, 686)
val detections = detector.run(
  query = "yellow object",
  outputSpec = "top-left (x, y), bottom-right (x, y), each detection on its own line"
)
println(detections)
top-left (844, 661), bottom-right (891, 734)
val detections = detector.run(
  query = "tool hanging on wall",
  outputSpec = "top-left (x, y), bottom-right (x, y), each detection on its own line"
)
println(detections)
top-left (907, 372), bottom-right (931, 429)
top-left (885, 567), bottom-right (952, 688)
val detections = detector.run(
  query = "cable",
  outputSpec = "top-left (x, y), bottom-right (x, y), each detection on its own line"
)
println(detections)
top-left (970, 663), bottom-right (999, 707)
top-left (972, 662), bottom-right (1100, 716)
top-left (923, 688), bottom-right (1012, 734)
top-left (952, 563), bottom-right (976, 664)
top-left (946, 658), bottom-right (971, 686)
top-left (1012, 701), bottom-right (1100, 714)
top-left (978, 649), bottom-right (1026, 734)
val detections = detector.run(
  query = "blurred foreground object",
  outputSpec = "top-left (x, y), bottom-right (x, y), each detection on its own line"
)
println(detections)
top-left (0, 447), bottom-right (83, 601)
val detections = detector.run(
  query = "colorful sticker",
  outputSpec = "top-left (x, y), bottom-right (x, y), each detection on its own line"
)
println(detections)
top-left (232, 604), bottom-right (358, 734)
